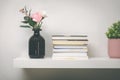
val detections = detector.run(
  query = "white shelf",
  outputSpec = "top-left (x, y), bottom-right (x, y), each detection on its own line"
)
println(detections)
top-left (13, 57), bottom-right (120, 68)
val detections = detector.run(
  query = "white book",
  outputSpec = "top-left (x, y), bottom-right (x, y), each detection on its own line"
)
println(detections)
top-left (52, 37), bottom-right (88, 40)
top-left (52, 40), bottom-right (88, 45)
top-left (54, 45), bottom-right (87, 49)
top-left (52, 35), bottom-right (88, 40)
top-left (52, 53), bottom-right (88, 57)
top-left (52, 35), bottom-right (88, 37)
top-left (53, 48), bottom-right (88, 53)
top-left (52, 56), bottom-right (88, 60)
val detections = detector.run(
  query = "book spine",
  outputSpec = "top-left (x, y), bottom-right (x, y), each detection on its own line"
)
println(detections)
top-left (52, 35), bottom-right (88, 37)
top-left (52, 53), bottom-right (88, 57)
top-left (54, 45), bottom-right (87, 49)
top-left (53, 48), bottom-right (88, 53)
top-left (52, 37), bottom-right (88, 40)
top-left (52, 56), bottom-right (88, 60)
top-left (53, 41), bottom-right (88, 45)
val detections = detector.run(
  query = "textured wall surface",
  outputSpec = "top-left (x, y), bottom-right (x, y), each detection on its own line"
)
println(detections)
top-left (0, 0), bottom-right (120, 80)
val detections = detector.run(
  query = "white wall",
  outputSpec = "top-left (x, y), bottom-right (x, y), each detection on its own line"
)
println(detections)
top-left (0, 0), bottom-right (120, 80)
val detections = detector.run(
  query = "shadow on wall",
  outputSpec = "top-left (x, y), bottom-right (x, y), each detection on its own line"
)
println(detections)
top-left (23, 69), bottom-right (120, 80)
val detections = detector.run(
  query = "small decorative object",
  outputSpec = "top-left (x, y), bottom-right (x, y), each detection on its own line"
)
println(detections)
top-left (19, 6), bottom-right (47, 58)
top-left (106, 21), bottom-right (120, 58)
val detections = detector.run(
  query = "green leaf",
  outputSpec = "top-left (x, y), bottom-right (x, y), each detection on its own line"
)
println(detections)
top-left (37, 22), bottom-right (42, 29)
top-left (28, 18), bottom-right (37, 27)
top-left (24, 16), bottom-right (30, 21)
top-left (21, 21), bottom-right (28, 23)
top-left (20, 25), bottom-right (31, 28)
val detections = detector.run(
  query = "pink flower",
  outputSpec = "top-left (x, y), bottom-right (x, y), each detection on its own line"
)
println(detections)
top-left (31, 12), bottom-right (43, 22)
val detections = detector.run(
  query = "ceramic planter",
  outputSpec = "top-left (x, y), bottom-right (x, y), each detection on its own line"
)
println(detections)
top-left (108, 39), bottom-right (120, 58)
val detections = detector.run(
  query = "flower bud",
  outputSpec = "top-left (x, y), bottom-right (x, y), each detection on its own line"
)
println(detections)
top-left (41, 11), bottom-right (47, 18)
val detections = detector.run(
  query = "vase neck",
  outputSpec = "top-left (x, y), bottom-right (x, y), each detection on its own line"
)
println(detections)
top-left (33, 29), bottom-right (41, 36)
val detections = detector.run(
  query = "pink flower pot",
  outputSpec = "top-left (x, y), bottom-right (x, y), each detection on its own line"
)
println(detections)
top-left (108, 39), bottom-right (120, 58)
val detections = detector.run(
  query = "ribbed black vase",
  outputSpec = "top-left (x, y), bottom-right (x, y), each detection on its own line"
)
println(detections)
top-left (29, 29), bottom-right (45, 58)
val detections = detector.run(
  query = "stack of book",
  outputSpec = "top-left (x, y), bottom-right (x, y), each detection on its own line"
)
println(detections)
top-left (52, 35), bottom-right (88, 60)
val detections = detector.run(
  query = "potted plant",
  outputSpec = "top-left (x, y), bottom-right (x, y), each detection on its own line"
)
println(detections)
top-left (106, 21), bottom-right (120, 58)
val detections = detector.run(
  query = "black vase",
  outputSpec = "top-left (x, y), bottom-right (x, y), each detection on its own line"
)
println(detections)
top-left (29, 29), bottom-right (45, 58)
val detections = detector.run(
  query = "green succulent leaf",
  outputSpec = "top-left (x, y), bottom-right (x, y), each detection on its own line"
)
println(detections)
top-left (106, 21), bottom-right (120, 39)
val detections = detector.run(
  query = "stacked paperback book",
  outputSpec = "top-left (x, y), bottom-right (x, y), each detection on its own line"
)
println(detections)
top-left (52, 35), bottom-right (88, 60)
